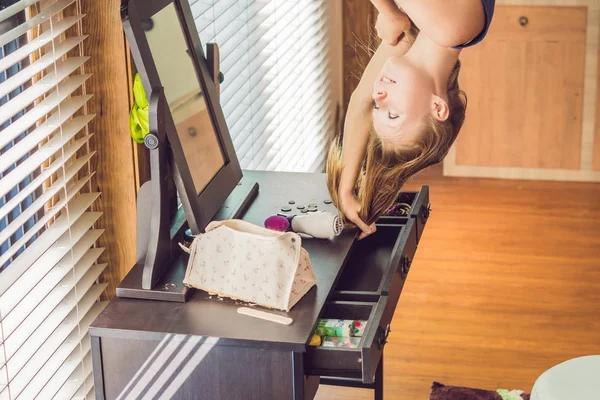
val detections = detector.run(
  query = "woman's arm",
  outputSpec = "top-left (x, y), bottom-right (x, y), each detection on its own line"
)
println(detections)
top-left (340, 39), bottom-right (412, 194)
top-left (370, 0), bottom-right (411, 46)
top-left (338, 39), bottom-right (413, 237)
top-left (395, 0), bottom-right (485, 48)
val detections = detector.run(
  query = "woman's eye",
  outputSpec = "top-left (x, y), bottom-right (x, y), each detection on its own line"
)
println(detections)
top-left (388, 112), bottom-right (399, 120)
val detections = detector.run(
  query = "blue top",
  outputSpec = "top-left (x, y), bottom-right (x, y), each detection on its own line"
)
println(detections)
top-left (453, 0), bottom-right (496, 49)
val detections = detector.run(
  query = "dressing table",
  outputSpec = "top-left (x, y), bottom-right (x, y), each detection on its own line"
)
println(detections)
top-left (89, 1), bottom-right (431, 399)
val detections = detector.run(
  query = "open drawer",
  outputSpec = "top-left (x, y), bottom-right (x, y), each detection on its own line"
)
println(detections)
top-left (305, 219), bottom-right (419, 383)
top-left (305, 300), bottom-right (391, 384)
top-left (332, 218), bottom-right (417, 303)
top-left (378, 186), bottom-right (430, 244)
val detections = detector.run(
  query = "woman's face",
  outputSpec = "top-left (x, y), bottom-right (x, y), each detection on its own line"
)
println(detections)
top-left (372, 56), bottom-right (435, 146)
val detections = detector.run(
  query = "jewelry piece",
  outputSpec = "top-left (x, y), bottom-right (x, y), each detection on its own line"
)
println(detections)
top-left (385, 202), bottom-right (412, 216)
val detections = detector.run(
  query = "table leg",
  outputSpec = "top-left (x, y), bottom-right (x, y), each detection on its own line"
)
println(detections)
top-left (374, 356), bottom-right (383, 400)
top-left (90, 335), bottom-right (106, 400)
top-left (292, 352), bottom-right (305, 400)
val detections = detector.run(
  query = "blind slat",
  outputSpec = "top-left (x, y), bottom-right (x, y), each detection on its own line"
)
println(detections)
top-left (46, 348), bottom-right (92, 400)
top-left (222, 58), bottom-right (328, 125)
top-left (0, 130), bottom-right (92, 200)
top-left (0, 149), bottom-right (94, 224)
top-left (73, 372), bottom-right (94, 400)
top-left (0, 59), bottom-right (89, 126)
top-left (0, 74), bottom-right (91, 150)
top-left (13, 301), bottom-right (106, 399)
top-left (1, 231), bottom-right (103, 327)
top-left (229, 71), bottom-right (329, 148)
top-left (71, 372), bottom-right (94, 400)
top-left (0, 35), bottom-right (87, 100)
top-left (0, 0), bottom-right (39, 23)
top-left (0, 0), bottom-right (76, 48)
top-left (193, 0), bottom-right (337, 172)
top-left (86, 384), bottom-right (95, 400)
top-left (0, 171), bottom-right (94, 248)
top-left (220, 36), bottom-right (326, 108)
top-left (0, 194), bottom-right (100, 296)
top-left (32, 282), bottom-right (103, 399)
top-left (1, 4), bottom-right (104, 400)
top-left (0, 214), bottom-right (102, 344)
top-left (0, 187), bottom-right (98, 271)
top-left (3, 273), bottom-right (106, 366)
top-left (0, 15), bottom-right (84, 73)
top-left (5, 268), bottom-right (106, 388)
top-left (0, 109), bottom-right (94, 175)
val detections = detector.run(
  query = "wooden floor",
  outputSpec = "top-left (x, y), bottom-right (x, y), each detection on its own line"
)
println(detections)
top-left (316, 167), bottom-right (600, 400)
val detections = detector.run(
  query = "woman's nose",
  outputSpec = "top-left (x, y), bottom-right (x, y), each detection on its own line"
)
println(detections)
top-left (373, 90), bottom-right (387, 101)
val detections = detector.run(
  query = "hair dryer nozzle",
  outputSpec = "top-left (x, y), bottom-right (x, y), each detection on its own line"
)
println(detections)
top-left (291, 211), bottom-right (344, 239)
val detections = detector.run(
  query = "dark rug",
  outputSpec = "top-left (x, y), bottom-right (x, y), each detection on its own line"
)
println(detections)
top-left (430, 382), bottom-right (531, 400)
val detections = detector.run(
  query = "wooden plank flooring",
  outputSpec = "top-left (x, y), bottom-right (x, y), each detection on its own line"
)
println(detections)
top-left (316, 168), bottom-right (600, 399)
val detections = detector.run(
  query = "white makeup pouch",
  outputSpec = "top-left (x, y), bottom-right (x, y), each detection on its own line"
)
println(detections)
top-left (182, 219), bottom-right (316, 312)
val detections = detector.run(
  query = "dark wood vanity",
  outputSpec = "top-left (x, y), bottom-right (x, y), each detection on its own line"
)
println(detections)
top-left (89, 171), bottom-right (430, 400)
top-left (92, 2), bottom-right (432, 398)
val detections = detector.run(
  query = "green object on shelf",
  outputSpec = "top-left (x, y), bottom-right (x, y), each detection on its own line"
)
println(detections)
top-left (315, 319), bottom-right (366, 337)
top-left (321, 336), bottom-right (361, 348)
top-left (496, 389), bottom-right (526, 400)
top-left (129, 73), bottom-right (150, 144)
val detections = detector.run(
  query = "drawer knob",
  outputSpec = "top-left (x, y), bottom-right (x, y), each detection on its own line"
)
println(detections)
top-left (377, 324), bottom-right (391, 349)
top-left (400, 255), bottom-right (412, 279)
top-left (144, 133), bottom-right (159, 150)
top-left (519, 16), bottom-right (529, 27)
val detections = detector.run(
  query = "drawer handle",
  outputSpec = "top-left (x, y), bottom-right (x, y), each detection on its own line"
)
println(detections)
top-left (400, 255), bottom-right (412, 279)
top-left (377, 324), bottom-right (391, 350)
top-left (421, 203), bottom-right (431, 221)
top-left (519, 16), bottom-right (529, 27)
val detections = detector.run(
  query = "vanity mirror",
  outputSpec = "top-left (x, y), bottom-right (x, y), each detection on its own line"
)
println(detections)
top-left (117, 0), bottom-right (258, 301)
top-left (144, 3), bottom-right (225, 197)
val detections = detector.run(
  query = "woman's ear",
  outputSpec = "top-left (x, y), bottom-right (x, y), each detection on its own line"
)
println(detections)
top-left (431, 95), bottom-right (449, 121)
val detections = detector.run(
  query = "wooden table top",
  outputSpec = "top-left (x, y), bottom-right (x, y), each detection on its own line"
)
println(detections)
top-left (89, 171), bottom-right (356, 352)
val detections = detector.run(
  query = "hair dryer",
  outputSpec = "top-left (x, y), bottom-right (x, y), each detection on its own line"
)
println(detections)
top-left (264, 211), bottom-right (344, 240)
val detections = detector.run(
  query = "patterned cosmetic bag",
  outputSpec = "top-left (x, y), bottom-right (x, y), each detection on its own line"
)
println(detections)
top-left (182, 219), bottom-right (316, 312)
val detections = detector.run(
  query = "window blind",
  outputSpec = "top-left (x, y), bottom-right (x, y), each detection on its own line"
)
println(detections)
top-left (0, 1), bottom-right (106, 399)
top-left (188, 0), bottom-right (343, 173)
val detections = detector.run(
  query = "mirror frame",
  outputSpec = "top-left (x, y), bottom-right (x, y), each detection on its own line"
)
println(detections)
top-left (121, 0), bottom-right (243, 234)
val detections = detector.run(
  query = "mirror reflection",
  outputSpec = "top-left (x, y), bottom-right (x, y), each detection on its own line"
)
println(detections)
top-left (144, 4), bottom-right (224, 194)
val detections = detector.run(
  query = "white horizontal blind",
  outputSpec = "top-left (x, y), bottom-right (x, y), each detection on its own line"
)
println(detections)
top-left (0, 1), bottom-right (106, 399)
top-left (188, 0), bottom-right (343, 172)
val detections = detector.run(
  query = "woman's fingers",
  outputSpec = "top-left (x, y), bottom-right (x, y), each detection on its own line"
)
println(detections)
top-left (351, 215), bottom-right (371, 235)
top-left (359, 222), bottom-right (377, 240)
top-left (375, 10), bottom-right (410, 47)
top-left (358, 225), bottom-right (377, 240)
top-left (338, 191), bottom-right (375, 239)
top-left (349, 214), bottom-right (376, 240)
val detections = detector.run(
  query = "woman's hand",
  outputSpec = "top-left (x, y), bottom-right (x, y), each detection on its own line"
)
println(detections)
top-left (375, 9), bottom-right (411, 46)
top-left (339, 190), bottom-right (377, 240)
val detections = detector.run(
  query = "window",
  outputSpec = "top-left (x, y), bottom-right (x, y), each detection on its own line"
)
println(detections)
top-left (0, 1), bottom-right (104, 399)
top-left (189, 0), bottom-right (343, 172)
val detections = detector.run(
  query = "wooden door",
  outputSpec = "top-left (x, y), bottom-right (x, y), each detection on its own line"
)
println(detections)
top-left (455, 5), bottom-right (587, 170)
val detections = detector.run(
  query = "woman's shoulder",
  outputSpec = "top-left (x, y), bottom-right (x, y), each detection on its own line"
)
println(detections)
top-left (453, 0), bottom-right (496, 49)
top-left (397, 0), bottom-right (495, 49)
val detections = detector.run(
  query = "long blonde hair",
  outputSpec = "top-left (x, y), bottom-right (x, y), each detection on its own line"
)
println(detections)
top-left (326, 33), bottom-right (466, 227)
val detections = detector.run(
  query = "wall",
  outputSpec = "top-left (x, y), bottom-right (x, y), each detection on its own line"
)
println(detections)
top-left (80, 0), bottom-right (137, 299)
top-left (341, 0), bottom-right (377, 113)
